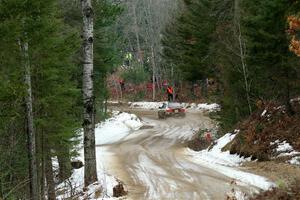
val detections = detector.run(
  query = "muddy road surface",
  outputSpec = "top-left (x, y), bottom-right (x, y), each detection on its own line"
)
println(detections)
top-left (100, 109), bottom-right (259, 199)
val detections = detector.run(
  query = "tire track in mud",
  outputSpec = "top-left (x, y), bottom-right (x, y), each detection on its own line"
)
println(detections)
top-left (100, 110), bottom-right (259, 200)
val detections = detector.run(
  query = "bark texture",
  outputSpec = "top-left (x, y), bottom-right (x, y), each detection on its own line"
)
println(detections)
top-left (57, 151), bottom-right (72, 182)
top-left (45, 147), bottom-right (56, 200)
top-left (81, 0), bottom-right (98, 187)
top-left (151, 45), bottom-right (156, 101)
top-left (132, 4), bottom-right (143, 63)
top-left (21, 41), bottom-right (39, 200)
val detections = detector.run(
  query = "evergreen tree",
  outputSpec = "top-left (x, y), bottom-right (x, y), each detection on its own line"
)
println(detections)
top-left (93, 0), bottom-right (122, 119)
top-left (243, 0), bottom-right (300, 114)
top-left (0, 0), bottom-right (80, 198)
top-left (161, 0), bottom-right (216, 83)
top-left (213, 0), bottom-right (300, 130)
top-left (210, 0), bottom-right (254, 129)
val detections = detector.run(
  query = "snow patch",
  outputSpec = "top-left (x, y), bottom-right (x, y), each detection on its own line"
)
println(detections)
top-left (289, 156), bottom-right (300, 165)
top-left (129, 102), bottom-right (163, 110)
top-left (57, 112), bottom-right (142, 199)
top-left (186, 133), bottom-right (275, 191)
top-left (275, 141), bottom-right (293, 152)
top-left (261, 109), bottom-right (267, 117)
top-left (270, 140), bottom-right (300, 162)
top-left (186, 133), bottom-right (251, 167)
top-left (196, 103), bottom-right (220, 112)
top-left (129, 101), bottom-right (220, 112)
top-left (95, 111), bottom-right (143, 145)
top-left (56, 147), bottom-right (119, 199)
top-left (270, 140), bottom-right (280, 146)
top-left (106, 100), bottom-right (121, 104)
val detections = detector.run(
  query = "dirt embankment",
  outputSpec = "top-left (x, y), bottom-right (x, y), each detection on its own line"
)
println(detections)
top-left (222, 99), bottom-right (300, 199)
top-left (223, 101), bottom-right (300, 161)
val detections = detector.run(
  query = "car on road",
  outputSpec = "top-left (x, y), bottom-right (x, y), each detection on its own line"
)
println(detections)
top-left (158, 102), bottom-right (186, 119)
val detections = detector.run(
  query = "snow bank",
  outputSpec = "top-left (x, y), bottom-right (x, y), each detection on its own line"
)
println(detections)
top-left (195, 103), bottom-right (220, 112)
top-left (270, 140), bottom-right (300, 165)
top-left (188, 133), bottom-right (251, 167)
top-left (57, 112), bottom-right (143, 199)
top-left (289, 156), bottom-right (300, 165)
top-left (96, 111), bottom-right (143, 145)
top-left (271, 140), bottom-right (293, 152)
top-left (129, 101), bottom-right (220, 112)
top-left (186, 133), bottom-right (275, 191)
top-left (56, 146), bottom-right (119, 199)
top-left (129, 101), bottom-right (163, 110)
top-left (106, 100), bottom-right (121, 104)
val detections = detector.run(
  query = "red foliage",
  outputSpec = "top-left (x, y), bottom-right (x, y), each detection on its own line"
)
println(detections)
top-left (287, 15), bottom-right (300, 56)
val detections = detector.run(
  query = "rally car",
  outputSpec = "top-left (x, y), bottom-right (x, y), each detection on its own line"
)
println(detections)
top-left (158, 102), bottom-right (186, 119)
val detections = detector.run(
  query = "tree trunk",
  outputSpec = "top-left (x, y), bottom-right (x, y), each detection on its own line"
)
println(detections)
top-left (234, 0), bottom-right (252, 114)
top-left (284, 67), bottom-right (294, 115)
top-left (104, 95), bottom-right (108, 116)
top-left (40, 129), bottom-right (45, 200)
top-left (201, 79), bottom-right (208, 98)
top-left (57, 151), bottom-right (72, 182)
top-left (21, 41), bottom-right (39, 200)
top-left (132, 3), bottom-right (143, 64)
top-left (171, 66), bottom-right (175, 101)
top-left (81, 0), bottom-right (98, 187)
top-left (151, 45), bottom-right (156, 101)
top-left (45, 146), bottom-right (56, 200)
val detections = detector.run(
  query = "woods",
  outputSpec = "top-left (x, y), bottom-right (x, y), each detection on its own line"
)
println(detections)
top-left (160, 0), bottom-right (300, 129)
top-left (1, 0), bottom-right (300, 199)
top-left (0, 0), bottom-right (120, 199)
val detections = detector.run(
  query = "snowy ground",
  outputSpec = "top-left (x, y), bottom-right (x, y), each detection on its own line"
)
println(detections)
top-left (56, 105), bottom-right (276, 200)
top-left (56, 112), bottom-right (143, 199)
top-left (99, 109), bottom-right (275, 200)
top-left (95, 111), bottom-right (143, 145)
top-left (185, 133), bottom-right (275, 192)
top-left (128, 101), bottom-right (221, 112)
top-left (270, 140), bottom-right (300, 165)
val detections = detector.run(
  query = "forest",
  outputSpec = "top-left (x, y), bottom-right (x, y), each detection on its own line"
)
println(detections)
top-left (1, 0), bottom-right (300, 199)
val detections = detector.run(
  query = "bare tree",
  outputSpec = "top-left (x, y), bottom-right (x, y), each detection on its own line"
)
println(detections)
top-left (234, 0), bottom-right (252, 114)
top-left (81, 0), bottom-right (98, 186)
top-left (116, 0), bottom-right (181, 90)
top-left (131, 2), bottom-right (143, 64)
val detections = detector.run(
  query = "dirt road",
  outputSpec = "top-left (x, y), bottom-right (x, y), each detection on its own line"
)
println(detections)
top-left (100, 109), bottom-right (259, 199)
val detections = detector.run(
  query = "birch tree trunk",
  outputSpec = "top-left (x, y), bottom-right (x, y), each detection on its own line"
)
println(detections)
top-left (81, 0), bottom-right (98, 186)
top-left (21, 41), bottom-right (39, 200)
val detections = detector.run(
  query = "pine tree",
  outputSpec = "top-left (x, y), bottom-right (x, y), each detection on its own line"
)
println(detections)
top-left (243, 0), bottom-right (300, 114)
top-left (161, 0), bottom-right (216, 83)
top-left (215, 0), bottom-right (300, 130)
top-left (93, 0), bottom-right (122, 118)
top-left (0, 0), bottom-right (80, 198)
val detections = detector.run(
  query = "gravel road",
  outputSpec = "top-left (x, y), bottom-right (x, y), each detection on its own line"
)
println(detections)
top-left (100, 109), bottom-right (259, 200)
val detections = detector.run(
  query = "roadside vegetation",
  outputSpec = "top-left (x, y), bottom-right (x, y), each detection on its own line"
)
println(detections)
top-left (1, 0), bottom-right (300, 199)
